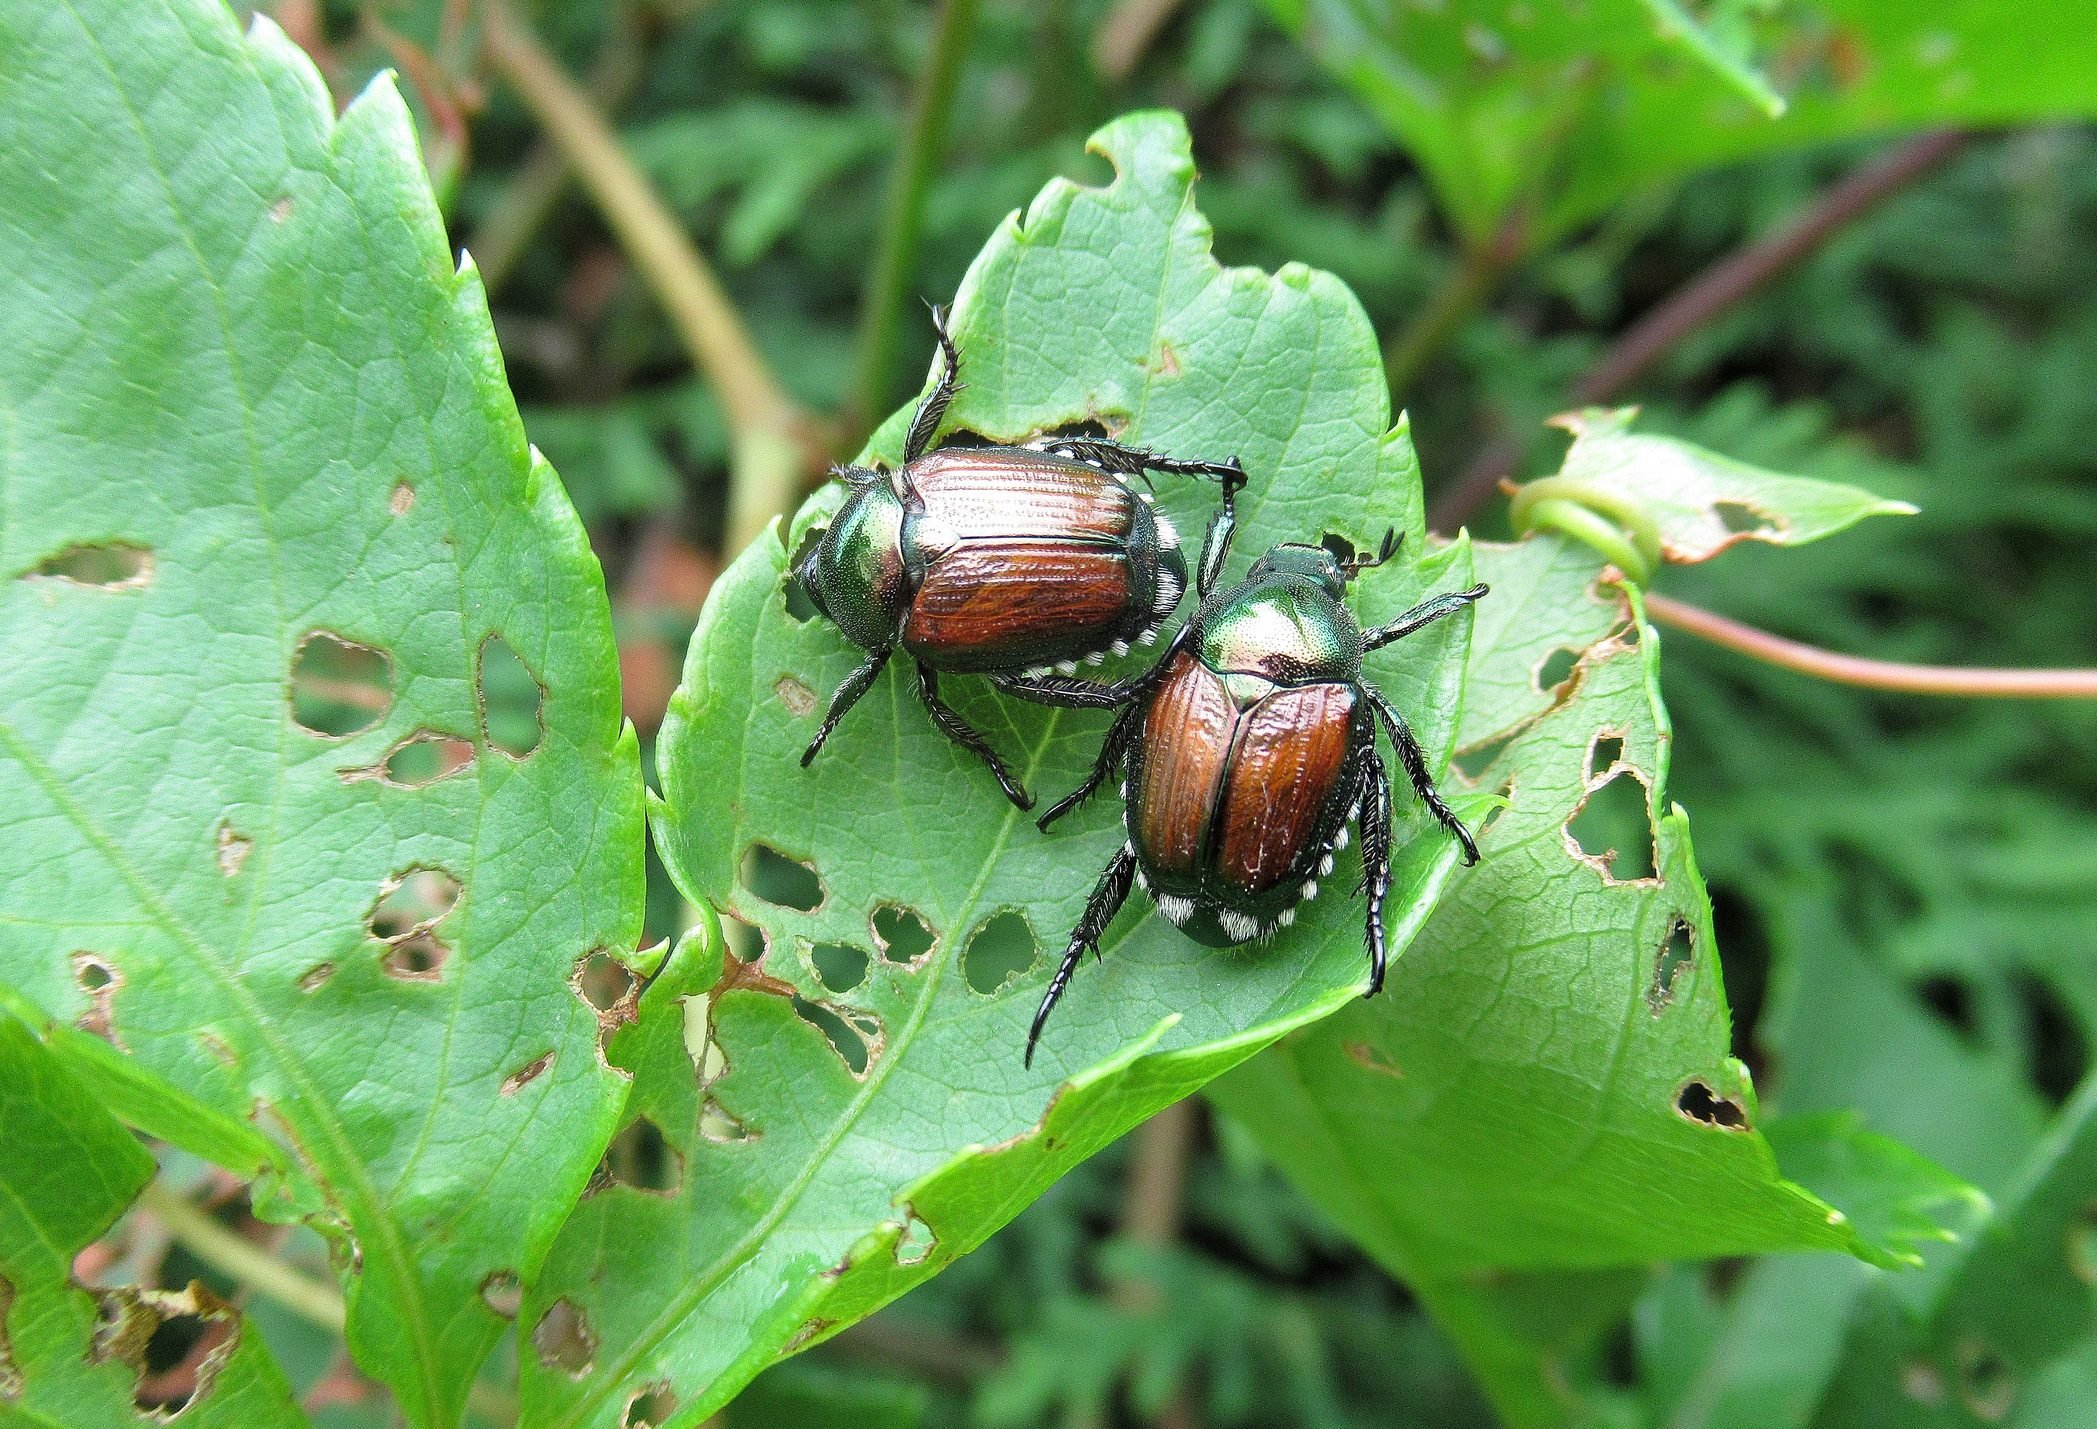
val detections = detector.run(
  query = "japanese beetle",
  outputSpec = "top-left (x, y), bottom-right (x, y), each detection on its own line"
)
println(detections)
top-left (1004, 530), bottom-right (1487, 1064)
top-left (794, 308), bottom-right (1246, 809)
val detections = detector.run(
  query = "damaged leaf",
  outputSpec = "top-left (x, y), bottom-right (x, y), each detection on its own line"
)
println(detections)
top-left (0, 1013), bottom-right (306, 1425)
top-left (0, 4), bottom-right (645, 1424)
top-left (1540, 408), bottom-right (1918, 565)
top-left (1208, 549), bottom-right (1977, 1427)
top-left (528, 111), bottom-right (1481, 1425)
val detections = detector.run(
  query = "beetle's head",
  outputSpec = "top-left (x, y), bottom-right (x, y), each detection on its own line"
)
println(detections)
top-left (793, 470), bottom-right (910, 648)
top-left (1248, 543), bottom-right (1349, 599)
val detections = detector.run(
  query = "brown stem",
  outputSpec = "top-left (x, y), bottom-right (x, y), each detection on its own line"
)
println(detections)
top-left (1090, 0), bottom-right (1189, 83)
top-left (480, 0), bottom-right (822, 551)
top-left (1111, 1099), bottom-right (1201, 1429)
top-left (1645, 592), bottom-right (2097, 699)
top-left (1430, 130), bottom-right (1970, 532)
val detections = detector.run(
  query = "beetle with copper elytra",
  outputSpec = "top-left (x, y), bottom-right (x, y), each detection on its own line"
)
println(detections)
top-left (793, 307), bottom-right (1246, 809)
top-left (1003, 530), bottom-right (1487, 1065)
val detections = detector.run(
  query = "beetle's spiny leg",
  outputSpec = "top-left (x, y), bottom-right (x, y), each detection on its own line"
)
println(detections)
top-left (1361, 584), bottom-right (1489, 652)
top-left (1356, 744), bottom-right (1396, 994)
top-left (916, 666), bottom-right (1033, 810)
top-left (902, 304), bottom-right (964, 465)
top-left (1027, 845), bottom-right (1138, 1067)
top-left (1034, 703), bottom-right (1140, 832)
top-left (1364, 684), bottom-right (1479, 865)
top-left (801, 647), bottom-right (891, 767)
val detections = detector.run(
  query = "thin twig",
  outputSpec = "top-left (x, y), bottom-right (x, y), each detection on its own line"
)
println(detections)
top-left (849, 0), bottom-right (983, 442)
top-left (480, 0), bottom-right (820, 552)
top-left (469, 13), bottom-right (647, 295)
top-left (135, 1181), bottom-right (346, 1332)
top-left (1431, 130), bottom-right (1969, 532)
top-left (1111, 1099), bottom-right (1201, 1429)
top-left (1645, 592), bottom-right (2097, 699)
top-left (1383, 219), bottom-right (1526, 404)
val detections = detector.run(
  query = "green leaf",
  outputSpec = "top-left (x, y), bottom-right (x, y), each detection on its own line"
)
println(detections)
top-left (0, 4), bottom-right (645, 1423)
top-left (1269, 0), bottom-right (2097, 244)
top-left (523, 111), bottom-right (1482, 1425)
top-left (0, 1012), bottom-right (307, 1426)
top-left (1208, 549), bottom-right (1971, 1425)
top-left (1541, 408), bottom-right (1918, 565)
top-left (1807, 1078), bottom-right (2097, 1428)
top-left (1763, 1112), bottom-right (1990, 1271)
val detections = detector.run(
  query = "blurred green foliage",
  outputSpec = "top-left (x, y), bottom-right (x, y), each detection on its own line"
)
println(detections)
top-left (54, 0), bottom-right (2097, 1423)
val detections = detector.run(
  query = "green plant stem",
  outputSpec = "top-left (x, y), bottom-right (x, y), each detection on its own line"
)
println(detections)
top-left (1645, 592), bottom-right (2097, 699)
top-left (1382, 225), bottom-right (1521, 403)
top-left (481, 0), bottom-right (818, 552)
top-left (470, 12), bottom-right (647, 296)
top-left (849, 0), bottom-right (982, 443)
top-left (136, 1180), bottom-right (346, 1332)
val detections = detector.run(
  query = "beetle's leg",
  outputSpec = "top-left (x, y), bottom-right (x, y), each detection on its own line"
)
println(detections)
top-left (1364, 684), bottom-right (1478, 864)
top-left (1035, 701), bottom-right (1141, 832)
top-left (917, 666), bottom-right (1034, 810)
top-left (1031, 436), bottom-right (1248, 492)
top-left (801, 647), bottom-right (892, 767)
top-left (1195, 470), bottom-right (1241, 599)
top-left (992, 672), bottom-right (1139, 709)
top-left (1026, 844), bottom-right (1137, 1067)
top-left (902, 304), bottom-right (963, 464)
top-left (1360, 584), bottom-right (1489, 651)
top-left (1354, 745), bottom-right (1395, 996)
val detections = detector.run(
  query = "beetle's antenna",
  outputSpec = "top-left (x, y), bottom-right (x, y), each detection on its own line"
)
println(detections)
top-left (1341, 528), bottom-right (1402, 581)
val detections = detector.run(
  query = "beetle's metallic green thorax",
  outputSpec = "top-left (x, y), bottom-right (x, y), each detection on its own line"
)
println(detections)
top-left (1196, 571), bottom-right (1363, 687)
top-left (797, 478), bottom-right (911, 651)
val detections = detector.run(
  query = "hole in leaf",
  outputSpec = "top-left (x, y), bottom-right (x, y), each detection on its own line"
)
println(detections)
top-left (0, 1278), bottom-right (18, 1400)
top-left (1453, 730), bottom-right (1515, 783)
top-left (623, 1382), bottom-right (678, 1428)
top-left (791, 996), bottom-right (879, 1075)
top-left (895, 1212), bottom-right (935, 1266)
top-left (1650, 917), bottom-right (1694, 1012)
top-left (1715, 500), bottom-right (1775, 536)
top-left (478, 634), bottom-right (544, 758)
top-left (1589, 733), bottom-right (1625, 778)
top-left (290, 632), bottom-right (394, 736)
top-left (24, 540), bottom-right (154, 588)
top-left (774, 675), bottom-right (817, 717)
top-left (1316, 531), bottom-right (1356, 565)
top-left (382, 931), bottom-right (449, 981)
top-left (873, 904), bottom-right (935, 964)
top-left (389, 480), bottom-right (414, 515)
top-left (72, 952), bottom-right (121, 1044)
top-left (296, 962), bottom-right (335, 993)
top-left (1918, 975), bottom-right (1979, 1040)
top-left (1953, 1338), bottom-right (2015, 1421)
top-left (963, 911), bottom-right (1038, 994)
top-left (811, 942), bottom-right (869, 993)
top-left (700, 1096), bottom-right (755, 1143)
top-left (502, 1050), bottom-right (556, 1095)
top-left (1675, 1079), bottom-right (1748, 1130)
top-left (342, 728), bottom-right (476, 787)
top-left (531, 1299), bottom-right (596, 1377)
top-left (2066, 1202), bottom-right (2097, 1286)
top-left (90, 1285), bottom-right (237, 1415)
top-left (1566, 770), bottom-right (1658, 882)
top-left (784, 523), bottom-right (825, 622)
top-left (480, 1271), bottom-right (521, 1319)
top-left (596, 1115), bottom-right (682, 1195)
top-left (573, 950), bottom-right (639, 1015)
top-left (367, 867), bottom-right (461, 941)
top-left (2014, 972), bottom-right (2087, 1105)
top-left (1476, 778), bottom-right (1515, 839)
top-left (1535, 645), bottom-right (1580, 694)
top-left (741, 844), bottom-right (822, 911)
top-left (214, 822), bottom-right (251, 877)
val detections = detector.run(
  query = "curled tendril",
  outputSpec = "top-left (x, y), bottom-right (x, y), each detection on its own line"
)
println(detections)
top-left (1506, 477), bottom-right (1664, 586)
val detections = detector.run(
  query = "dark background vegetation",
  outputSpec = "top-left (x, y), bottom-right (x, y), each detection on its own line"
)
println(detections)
top-left (223, 2), bottom-right (2097, 1423)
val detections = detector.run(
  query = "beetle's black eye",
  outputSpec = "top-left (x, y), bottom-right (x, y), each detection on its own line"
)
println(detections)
top-left (794, 545), bottom-right (830, 618)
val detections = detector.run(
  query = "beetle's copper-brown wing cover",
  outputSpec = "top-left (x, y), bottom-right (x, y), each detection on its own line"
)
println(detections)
top-left (1214, 683), bottom-right (1356, 894)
